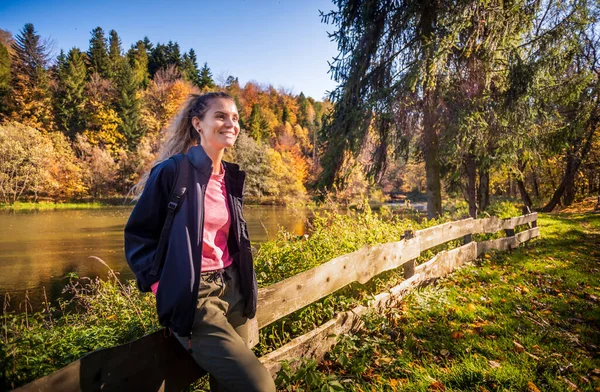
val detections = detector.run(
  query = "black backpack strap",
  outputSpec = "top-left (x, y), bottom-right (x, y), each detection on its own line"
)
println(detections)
top-left (150, 154), bottom-right (189, 276)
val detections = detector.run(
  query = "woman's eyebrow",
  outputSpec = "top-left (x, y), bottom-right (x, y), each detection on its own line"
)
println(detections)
top-left (214, 110), bottom-right (238, 116)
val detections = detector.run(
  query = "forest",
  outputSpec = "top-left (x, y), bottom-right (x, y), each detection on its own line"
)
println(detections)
top-left (0, 0), bottom-right (599, 216)
top-left (0, 24), bottom-right (331, 205)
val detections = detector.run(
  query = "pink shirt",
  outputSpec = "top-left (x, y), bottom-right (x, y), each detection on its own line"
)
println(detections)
top-left (200, 170), bottom-right (233, 272)
top-left (151, 168), bottom-right (233, 295)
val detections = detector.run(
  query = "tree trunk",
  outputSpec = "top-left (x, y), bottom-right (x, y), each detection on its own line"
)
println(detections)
top-left (420, 0), bottom-right (442, 220)
top-left (517, 159), bottom-right (532, 208)
top-left (532, 170), bottom-right (540, 199)
top-left (563, 168), bottom-right (577, 206)
top-left (542, 113), bottom-right (597, 212)
top-left (464, 153), bottom-right (477, 218)
top-left (423, 93), bottom-right (442, 219)
top-left (478, 169), bottom-right (490, 212)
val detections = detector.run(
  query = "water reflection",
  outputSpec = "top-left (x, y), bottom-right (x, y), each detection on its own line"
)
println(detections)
top-left (0, 206), bottom-right (308, 311)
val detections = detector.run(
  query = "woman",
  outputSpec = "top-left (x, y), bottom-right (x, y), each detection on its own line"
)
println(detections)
top-left (124, 92), bottom-right (276, 392)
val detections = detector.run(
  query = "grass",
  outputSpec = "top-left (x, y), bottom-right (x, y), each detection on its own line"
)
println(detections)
top-left (0, 201), bottom-right (109, 211)
top-left (276, 213), bottom-right (600, 391)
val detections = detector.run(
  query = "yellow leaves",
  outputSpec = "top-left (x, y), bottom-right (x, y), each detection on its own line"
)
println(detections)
top-left (451, 331), bottom-right (464, 339)
top-left (429, 380), bottom-right (445, 390)
top-left (374, 356), bottom-right (394, 366)
top-left (527, 381), bottom-right (541, 392)
top-left (467, 303), bottom-right (477, 311)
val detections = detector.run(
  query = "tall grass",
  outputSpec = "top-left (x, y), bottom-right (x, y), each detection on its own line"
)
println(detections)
top-left (0, 200), bottom-right (523, 390)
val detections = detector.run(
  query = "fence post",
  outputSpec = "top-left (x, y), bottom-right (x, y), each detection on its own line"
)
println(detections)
top-left (403, 230), bottom-right (415, 279)
top-left (522, 206), bottom-right (533, 228)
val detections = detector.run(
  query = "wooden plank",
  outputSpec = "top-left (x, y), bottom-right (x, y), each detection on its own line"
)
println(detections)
top-left (414, 218), bottom-right (475, 251)
top-left (14, 329), bottom-right (204, 392)
top-left (256, 238), bottom-right (420, 328)
top-left (516, 226), bottom-right (540, 243)
top-left (259, 305), bottom-right (367, 376)
top-left (414, 242), bottom-right (477, 278)
top-left (477, 227), bottom-right (539, 256)
top-left (504, 213), bottom-right (538, 230)
top-left (476, 213), bottom-right (538, 234)
top-left (260, 242), bottom-right (478, 376)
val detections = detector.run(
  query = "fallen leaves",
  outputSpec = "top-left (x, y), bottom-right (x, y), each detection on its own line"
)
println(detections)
top-left (513, 340), bottom-right (525, 353)
top-left (527, 381), bottom-right (541, 392)
top-left (451, 331), bottom-right (464, 339)
top-left (488, 360), bottom-right (501, 369)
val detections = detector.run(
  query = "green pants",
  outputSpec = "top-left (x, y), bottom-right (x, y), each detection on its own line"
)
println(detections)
top-left (176, 263), bottom-right (275, 392)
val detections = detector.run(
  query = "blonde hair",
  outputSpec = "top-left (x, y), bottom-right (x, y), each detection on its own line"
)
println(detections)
top-left (132, 91), bottom-right (234, 198)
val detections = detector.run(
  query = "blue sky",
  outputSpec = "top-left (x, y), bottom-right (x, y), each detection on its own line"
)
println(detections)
top-left (0, 0), bottom-right (339, 100)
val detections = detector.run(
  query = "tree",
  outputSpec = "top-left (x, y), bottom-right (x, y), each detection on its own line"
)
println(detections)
top-left (0, 122), bottom-right (55, 203)
top-left (87, 27), bottom-right (110, 78)
top-left (9, 23), bottom-right (54, 130)
top-left (166, 41), bottom-right (182, 68)
top-left (115, 61), bottom-right (141, 149)
top-left (148, 42), bottom-right (168, 77)
top-left (199, 62), bottom-right (215, 90)
top-left (108, 29), bottom-right (124, 80)
top-left (54, 47), bottom-right (88, 138)
top-left (0, 42), bottom-right (11, 118)
top-left (127, 40), bottom-right (150, 89)
top-left (181, 48), bottom-right (201, 87)
top-left (320, 0), bottom-right (472, 218)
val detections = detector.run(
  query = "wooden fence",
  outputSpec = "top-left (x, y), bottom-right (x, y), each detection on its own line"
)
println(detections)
top-left (15, 213), bottom-right (539, 392)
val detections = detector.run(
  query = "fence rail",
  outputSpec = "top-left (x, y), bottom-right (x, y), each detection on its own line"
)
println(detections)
top-left (16, 213), bottom-right (539, 392)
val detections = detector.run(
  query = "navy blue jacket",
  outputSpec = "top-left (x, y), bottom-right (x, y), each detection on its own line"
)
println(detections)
top-left (124, 145), bottom-right (258, 337)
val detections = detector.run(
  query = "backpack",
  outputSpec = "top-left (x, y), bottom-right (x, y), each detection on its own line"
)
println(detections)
top-left (150, 154), bottom-right (189, 277)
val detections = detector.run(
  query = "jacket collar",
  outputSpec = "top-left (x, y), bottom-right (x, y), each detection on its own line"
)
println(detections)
top-left (186, 144), bottom-right (213, 176)
top-left (186, 144), bottom-right (244, 180)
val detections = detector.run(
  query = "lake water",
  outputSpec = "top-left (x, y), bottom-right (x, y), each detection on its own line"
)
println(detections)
top-left (0, 205), bottom-right (309, 311)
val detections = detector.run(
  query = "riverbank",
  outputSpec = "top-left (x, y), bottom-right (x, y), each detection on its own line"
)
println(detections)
top-left (0, 201), bottom-right (110, 211)
top-left (276, 212), bottom-right (600, 391)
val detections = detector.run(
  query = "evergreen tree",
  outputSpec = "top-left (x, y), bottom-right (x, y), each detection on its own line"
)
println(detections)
top-left (320, 0), bottom-right (478, 218)
top-left (248, 103), bottom-right (266, 141)
top-left (142, 36), bottom-right (153, 52)
top-left (108, 29), bottom-right (123, 81)
top-left (127, 40), bottom-right (150, 89)
top-left (9, 23), bottom-right (54, 130)
top-left (199, 62), bottom-right (215, 90)
top-left (87, 27), bottom-right (110, 78)
top-left (0, 43), bottom-right (11, 118)
top-left (181, 48), bottom-right (201, 87)
top-left (149, 42), bottom-right (168, 77)
top-left (166, 41), bottom-right (182, 68)
top-left (55, 47), bottom-right (88, 138)
top-left (115, 61), bottom-right (141, 149)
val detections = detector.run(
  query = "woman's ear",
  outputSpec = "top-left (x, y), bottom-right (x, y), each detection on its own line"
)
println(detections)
top-left (191, 116), bottom-right (201, 132)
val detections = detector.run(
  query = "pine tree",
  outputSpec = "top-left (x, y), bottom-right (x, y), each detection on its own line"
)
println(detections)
top-left (108, 29), bottom-right (123, 81)
top-left (9, 23), bottom-right (54, 130)
top-left (199, 62), bottom-right (215, 90)
top-left (0, 42), bottom-right (11, 118)
top-left (149, 42), bottom-right (168, 77)
top-left (181, 48), bottom-right (201, 87)
top-left (87, 27), bottom-right (110, 78)
top-left (127, 40), bottom-right (149, 89)
top-left (115, 61), bottom-right (141, 149)
top-left (55, 47), bottom-right (88, 138)
top-left (166, 41), bottom-right (182, 68)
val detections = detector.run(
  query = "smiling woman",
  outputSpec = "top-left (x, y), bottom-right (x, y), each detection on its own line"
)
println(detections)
top-left (192, 98), bottom-right (240, 163)
top-left (124, 92), bottom-right (276, 392)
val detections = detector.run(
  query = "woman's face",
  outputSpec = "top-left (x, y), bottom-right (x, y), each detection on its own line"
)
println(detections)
top-left (194, 98), bottom-right (240, 153)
